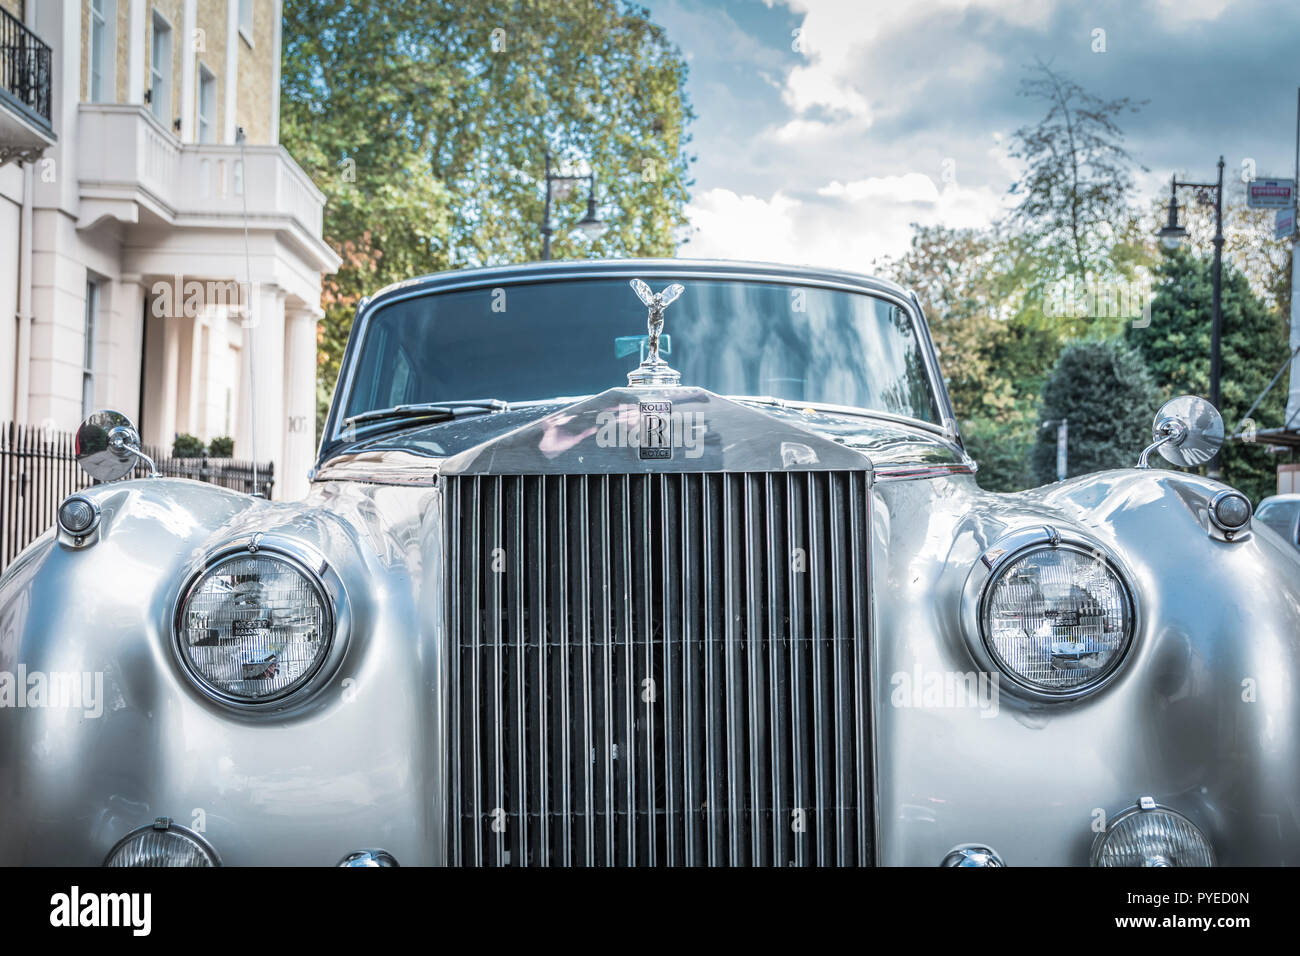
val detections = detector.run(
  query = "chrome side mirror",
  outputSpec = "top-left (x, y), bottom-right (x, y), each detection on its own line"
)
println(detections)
top-left (75, 409), bottom-right (159, 481)
top-left (1137, 395), bottom-right (1224, 469)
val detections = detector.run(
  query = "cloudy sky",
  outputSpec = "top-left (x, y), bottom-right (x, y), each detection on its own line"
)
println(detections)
top-left (643, 0), bottom-right (1300, 270)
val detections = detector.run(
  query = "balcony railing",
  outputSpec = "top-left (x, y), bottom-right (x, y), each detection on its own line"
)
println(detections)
top-left (0, 7), bottom-right (51, 128)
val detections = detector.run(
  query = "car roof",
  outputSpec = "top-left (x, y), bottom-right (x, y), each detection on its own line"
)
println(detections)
top-left (363, 257), bottom-right (914, 310)
top-left (1259, 495), bottom-right (1300, 505)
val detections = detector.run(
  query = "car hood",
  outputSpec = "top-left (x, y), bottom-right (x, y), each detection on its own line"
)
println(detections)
top-left (315, 389), bottom-right (971, 485)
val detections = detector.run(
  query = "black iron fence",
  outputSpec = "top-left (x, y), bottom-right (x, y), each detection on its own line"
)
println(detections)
top-left (0, 6), bottom-right (52, 125)
top-left (0, 421), bottom-right (273, 574)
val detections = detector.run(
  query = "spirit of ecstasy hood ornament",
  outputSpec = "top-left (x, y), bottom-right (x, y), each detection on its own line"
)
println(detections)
top-left (627, 278), bottom-right (684, 387)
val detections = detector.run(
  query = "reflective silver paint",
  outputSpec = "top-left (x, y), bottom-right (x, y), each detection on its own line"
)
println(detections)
top-left (872, 468), bottom-right (1300, 865)
top-left (0, 478), bottom-right (446, 865)
top-left (3, 259), bottom-right (1299, 866)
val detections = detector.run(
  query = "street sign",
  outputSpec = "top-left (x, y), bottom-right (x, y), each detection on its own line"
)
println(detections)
top-left (1276, 206), bottom-right (1296, 240)
top-left (1247, 177), bottom-right (1295, 208)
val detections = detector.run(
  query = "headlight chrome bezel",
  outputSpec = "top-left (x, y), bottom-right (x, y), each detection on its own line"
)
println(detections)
top-left (1208, 488), bottom-right (1252, 537)
top-left (172, 534), bottom-right (348, 712)
top-left (961, 525), bottom-right (1138, 702)
top-left (104, 817), bottom-right (222, 868)
top-left (1090, 797), bottom-right (1216, 867)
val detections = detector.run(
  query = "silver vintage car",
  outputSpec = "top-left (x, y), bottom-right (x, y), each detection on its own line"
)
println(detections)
top-left (2, 259), bottom-right (1298, 867)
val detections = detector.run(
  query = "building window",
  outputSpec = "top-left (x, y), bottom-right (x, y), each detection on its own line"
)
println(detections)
top-left (89, 0), bottom-right (114, 102)
top-left (238, 0), bottom-right (254, 43)
top-left (150, 10), bottom-right (172, 124)
top-left (82, 280), bottom-right (100, 418)
top-left (198, 65), bottom-right (216, 143)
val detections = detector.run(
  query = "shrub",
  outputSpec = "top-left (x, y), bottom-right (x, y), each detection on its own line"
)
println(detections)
top-left (171, 433), bottom-right (206, 458)
top-left (1032, 339), bottom-right (1158, 485)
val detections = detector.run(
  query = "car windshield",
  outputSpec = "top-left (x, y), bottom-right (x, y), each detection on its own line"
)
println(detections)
top-left (341, 275), bottom-right (942, 428)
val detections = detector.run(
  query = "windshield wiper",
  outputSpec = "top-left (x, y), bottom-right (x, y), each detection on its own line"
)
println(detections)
top-left (341, 399), bottom-right (510, 430)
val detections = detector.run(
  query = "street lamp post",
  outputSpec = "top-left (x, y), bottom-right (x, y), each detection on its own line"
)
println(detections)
top-left (1157, 155), bottom-right (1226, 477)
top-left (540, 150), bottom-right (606, 260)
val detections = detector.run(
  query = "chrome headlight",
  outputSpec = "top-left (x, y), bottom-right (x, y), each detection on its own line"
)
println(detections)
top-left (175, 542), bottom-right (336, 705)
top-left (963, 526), bottom-right (1136, 699)
top-left (1091, 798), bottom-right (1215, 867)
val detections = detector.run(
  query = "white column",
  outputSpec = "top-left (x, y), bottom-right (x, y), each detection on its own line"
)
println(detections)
top-left (222, 0), bottom-right (239, 143)
top-left (235, 284), bottom-right (286, 495)
top-left (159, 314), bottom-right (182, 446)
top-left (281, 304), bottom-right (318, 500)
top-left (13, 162), bottom-right (31, 422)
top-left (0, 172), bottom-right (18, 425)
top-left (126, 0), bottom-right (146, 103)
top-left (111, 275), bottom-right (146, 423)
top-left (176, 312), bottom-right (202, 435)
top-left (179, 0), bottom-right (197, 141)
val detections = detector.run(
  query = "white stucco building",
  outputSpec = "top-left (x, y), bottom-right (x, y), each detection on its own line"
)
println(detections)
top-left (0, 0), bottom-right (339, 499)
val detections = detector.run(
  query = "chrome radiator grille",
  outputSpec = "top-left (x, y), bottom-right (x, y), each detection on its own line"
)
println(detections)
top-left (444, 470), bottom-right (873, 866)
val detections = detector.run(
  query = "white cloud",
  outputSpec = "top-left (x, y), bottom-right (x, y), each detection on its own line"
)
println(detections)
top-left (680, 189), bottom-right (803, 264)
top-left (767, 115), bottom-right (870, 143)
top-left (818, 173), bottom-right (940, 204)
top-left (782, 63), bottom-right (871, 119)
top-left (682, 175), bottom-right (1007, 273)
top-left (672, 0), bottom-right (1300, 274)
top-left (775, 0), bottom-right (1050, 120)
top-left (1152, 0), bottom-right (1233, 25)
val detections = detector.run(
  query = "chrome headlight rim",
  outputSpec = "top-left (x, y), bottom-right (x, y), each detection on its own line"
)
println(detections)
top-left (171, 534), bottom-right (348, 712)
top-left (1090, 798), bottom-right (1216, 868)
top-left (104, 817), bottom-right (223, 868)
top-left (960, 525), bottom-right (1138, 702)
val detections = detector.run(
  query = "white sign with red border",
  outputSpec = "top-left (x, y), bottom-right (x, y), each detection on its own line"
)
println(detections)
top-left (1247, 177), bottom-right (1295, 209)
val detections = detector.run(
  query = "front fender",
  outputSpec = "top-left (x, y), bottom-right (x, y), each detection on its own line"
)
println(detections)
top-left (0, 478), bottom-right (440, 866)
top-left (874, 469), bottom-right (1300, 865)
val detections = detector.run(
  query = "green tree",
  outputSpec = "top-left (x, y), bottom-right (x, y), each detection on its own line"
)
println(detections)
top-left (963, 417), bottom-right (1035, 492)
top-left (880, 223), bottom-right (1077, 490)
top-left (1007, 61), bottom-right (1147, 282)
top-left (1125, 247), bottom-right (1290, 502)
top-left (1151, 189), bottom-right (1293, 315)
top-left (280, 0), bottom-right (695, 434)
top-left (881, 64), bottom-right (1158, 493)
top-left (1032, 340), bottom-right (1158, 485)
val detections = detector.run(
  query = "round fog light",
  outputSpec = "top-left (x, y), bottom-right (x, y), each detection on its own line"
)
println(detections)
top-left (1210, 490), bottom-right (1251, 532)
top-left (1091, 798), bottom-right (1214, 867)
top-left (104, 817), bottom-right (220, 867)
top-left (57, 495), bottom-right (99, 536)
